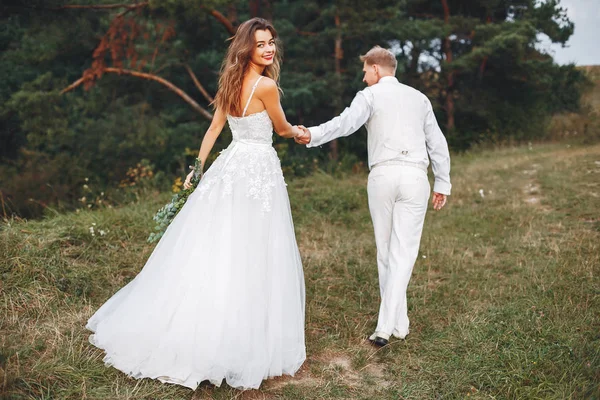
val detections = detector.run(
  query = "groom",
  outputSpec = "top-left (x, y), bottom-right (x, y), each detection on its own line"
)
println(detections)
top-left (296, 46), bottom-right (452, 347)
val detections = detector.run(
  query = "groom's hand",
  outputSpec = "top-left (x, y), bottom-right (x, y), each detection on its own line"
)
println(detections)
top-left (294, 126), bottom-right (311, 145)
top-left (432, 192), bottom-right (447, 210)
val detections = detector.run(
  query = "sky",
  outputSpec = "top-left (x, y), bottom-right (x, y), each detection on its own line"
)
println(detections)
top-left (541, 0), bottom-right (600, 66)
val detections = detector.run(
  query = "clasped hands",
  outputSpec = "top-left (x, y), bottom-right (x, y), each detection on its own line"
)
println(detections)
top-left (293, 125), bottom-right (311, 145)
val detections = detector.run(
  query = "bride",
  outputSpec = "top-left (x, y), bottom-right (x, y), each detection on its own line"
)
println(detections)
top-left (87, 17), bottom-right (308, 391)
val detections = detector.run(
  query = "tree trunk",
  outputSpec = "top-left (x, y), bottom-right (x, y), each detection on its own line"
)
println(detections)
top-left (330, 13), bottom-right (343, 161)
top-left (249, 0), bottom-right (272, 21)
top-left (478, 16), bottom-right (492, 80)
top-left (441, 0), bottom-right (455, 131)
top-left (408, 43), bottom-right (421, 87)
top-left (249, 0), bottom-right (260, 17)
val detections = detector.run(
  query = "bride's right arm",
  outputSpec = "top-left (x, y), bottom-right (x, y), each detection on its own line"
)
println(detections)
top-left (197, 108), bottom-right (227, 167)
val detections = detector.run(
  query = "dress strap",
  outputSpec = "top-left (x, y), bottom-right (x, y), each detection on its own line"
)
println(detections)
top-left (242, 76), bottom-right (264, 117)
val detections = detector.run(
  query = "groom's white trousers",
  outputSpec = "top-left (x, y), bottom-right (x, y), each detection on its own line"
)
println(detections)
top-left (367, 164), bottom-right (430, 338)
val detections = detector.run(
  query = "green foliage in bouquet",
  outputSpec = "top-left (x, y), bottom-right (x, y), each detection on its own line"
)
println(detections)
top-left (147, 159), bottom-right (202, 243)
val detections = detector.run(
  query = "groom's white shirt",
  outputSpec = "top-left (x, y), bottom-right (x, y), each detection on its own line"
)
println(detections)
top-left (307, 76), bottom-right (452, 195)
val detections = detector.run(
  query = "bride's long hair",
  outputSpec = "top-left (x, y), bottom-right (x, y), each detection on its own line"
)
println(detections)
top-left (214, 18), bottom-right (282, 116)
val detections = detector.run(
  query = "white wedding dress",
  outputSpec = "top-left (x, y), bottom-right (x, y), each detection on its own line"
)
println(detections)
top-left (87, 77), bottom-right (306, 390)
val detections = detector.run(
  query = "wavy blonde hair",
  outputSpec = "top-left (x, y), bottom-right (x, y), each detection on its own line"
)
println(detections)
top-left (214, 18), bottom-right (282, 116)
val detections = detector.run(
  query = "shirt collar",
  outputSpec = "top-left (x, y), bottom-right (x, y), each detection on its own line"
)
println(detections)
top-left (378, 76), bottom-right (398, 84)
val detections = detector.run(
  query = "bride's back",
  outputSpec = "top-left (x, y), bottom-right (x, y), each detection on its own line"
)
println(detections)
top-left (227, 75), bottom-right (273, 144)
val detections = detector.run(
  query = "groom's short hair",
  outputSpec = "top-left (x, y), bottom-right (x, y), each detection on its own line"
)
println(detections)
top-left (360, 46), bottom-right (397, 72)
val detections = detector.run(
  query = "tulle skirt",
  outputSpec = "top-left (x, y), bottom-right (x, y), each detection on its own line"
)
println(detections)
top-left (87, 143), bottom-right (306, 390)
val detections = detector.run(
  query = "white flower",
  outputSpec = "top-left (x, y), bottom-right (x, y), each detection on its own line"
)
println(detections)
top-left (479, 189), bottom-right (485, 198)
top-left (99, 230), bottom-right (106, 236)
top-left (83, 184), bottom-right (89, 190)
top-left (422, 255), bottom-right (427, 259)
top-left (89, 226), bottom-right (95, 236)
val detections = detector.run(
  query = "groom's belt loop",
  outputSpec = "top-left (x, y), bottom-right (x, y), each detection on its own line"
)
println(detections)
top-left (372, 159), bottom-right (427, 173)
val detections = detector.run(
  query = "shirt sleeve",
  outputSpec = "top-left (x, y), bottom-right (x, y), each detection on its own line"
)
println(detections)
top-left (306, 89), bottom-right (373, 148)
top-left (423, 98), bottom-right (452, 195)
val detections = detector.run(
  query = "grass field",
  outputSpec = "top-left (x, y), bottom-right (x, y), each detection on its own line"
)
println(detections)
top-left (1, 141), bottom-right (599, 399)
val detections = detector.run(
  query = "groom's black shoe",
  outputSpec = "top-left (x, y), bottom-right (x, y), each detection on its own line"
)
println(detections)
top-left (371, 336), bottom-right (389, 347)
top-left (368, 332), bottom-right (389, 347)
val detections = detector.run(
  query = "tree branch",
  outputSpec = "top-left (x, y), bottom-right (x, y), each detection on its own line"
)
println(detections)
top-left (56, 2), bottom-right (148, 11)
top-left (62, 68), bottom-right (213, 121)
top-left (184, 64), bottom-right (214, 104)
top-left (202, 7), bottom-right (236, 35)
top-left (61, 77), bottom-right (86, 94)
top-left (297, 30), bottom-right (318, 36)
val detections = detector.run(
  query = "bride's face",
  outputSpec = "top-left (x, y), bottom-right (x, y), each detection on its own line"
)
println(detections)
top-left (251, 29), bottom-right (276, 67)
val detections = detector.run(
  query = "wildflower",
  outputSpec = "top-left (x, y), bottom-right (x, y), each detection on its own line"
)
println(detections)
top-left (172, 177), bottom-right (183, 193)
top-left (99, 230), bottom-right (106, 236)
top-left (89, 226), bottom-right (95, 236)
top-left (479, 189), bottom-right (485, 198)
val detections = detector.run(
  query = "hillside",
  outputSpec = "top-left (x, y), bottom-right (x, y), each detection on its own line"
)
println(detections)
top-left (1, 142), bottom-right (599, 399)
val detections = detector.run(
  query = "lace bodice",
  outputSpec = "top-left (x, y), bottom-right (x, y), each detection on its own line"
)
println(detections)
top-left (227, 110), bottom-right (274, 145)
top-left (195, 75), bottom-right (285, 213)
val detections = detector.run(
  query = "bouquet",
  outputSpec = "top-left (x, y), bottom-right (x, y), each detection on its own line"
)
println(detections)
top-left (147, 158), bottom-right (203, 243)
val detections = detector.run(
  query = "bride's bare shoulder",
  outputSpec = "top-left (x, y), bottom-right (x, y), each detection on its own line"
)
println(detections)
top-left (255, 77), bottom-right (279, 99)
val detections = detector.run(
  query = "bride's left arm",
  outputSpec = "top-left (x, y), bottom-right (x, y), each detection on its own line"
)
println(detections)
top-left (258, 78), bottom-right (302, 139)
